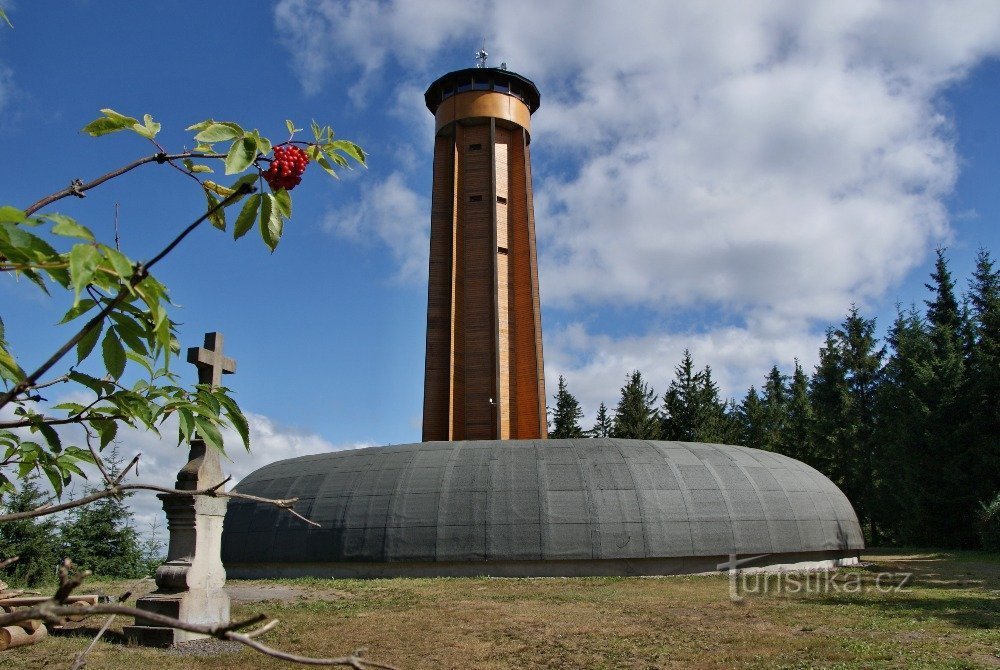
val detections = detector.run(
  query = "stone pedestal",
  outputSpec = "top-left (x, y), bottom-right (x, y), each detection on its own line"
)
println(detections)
top-left (124, 439), bottom-right (231, 646)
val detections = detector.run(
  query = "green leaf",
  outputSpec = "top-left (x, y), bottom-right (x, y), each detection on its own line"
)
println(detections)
top-left (330, 140), bottom-right (367, 166)
top-left (203, 180), bottom-right (237, 197)
top-left (37, 422), bottom-right (62, 453)
top-left (0, 206), bottom-right (25, 223)
top-left (68, 244), bottom-right (101, 305)
top-left (233, 193), bottom-right (261, 240)
top-left (76, 321), bottom-right (104, 363)
top-left (194, 123), bottom-right (241, 143)
top-left (273, 188), bottom-right (292, 218)
top-left (47, 214), bottom-right (95, 241)
top-left (286, 119), bottom-right (296, 135)
top-left (193, 414), bottom-right (224, 453)
top-left (251, 130), bottom-right (272, 156)
top-left (225, 136), bottom-right (257, 175)
top-left (259, 193), bottom-right (283, 252)
top-left (92, 418), bottom-right (118, 449)
top-left (102, 329), bottom-right (126, 379)
top-left (126, 350), bottom-right (154, 376)
top-left (82, 109), bottom-right (139, 136)
top-left (203, 188), bottom-right (226, 231)
top-left (131, 113), bottom-right (161, 139)
top-left (101, 245), bottom-right (134, 280)
top-left (182, 158), bottom-right (214, 174)
top-left (316, 154), bottom-right (339, 179)
top-left (59, 298), bottom-right (97, 324)
top-left (0, 8), bottom-right (12, 28)
top-left (311, 120), bottom-right (322, 141)
top-left (215, 390), bottom-right (250, 451)
top-left (186, 119), bottom-right (215, 132)
top-left (113, 321), bottom-right (149, 356)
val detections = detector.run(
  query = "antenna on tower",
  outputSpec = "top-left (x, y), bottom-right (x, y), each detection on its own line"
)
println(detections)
top-left (475, 37), bottom-right (488, 68)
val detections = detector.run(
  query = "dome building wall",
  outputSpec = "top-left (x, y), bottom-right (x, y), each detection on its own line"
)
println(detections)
top-left (222, 439), bottom-right (863, 578)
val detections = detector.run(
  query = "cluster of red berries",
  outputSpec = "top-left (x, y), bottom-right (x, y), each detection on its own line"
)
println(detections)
top-left (262, 144), bottom-right (309, 191)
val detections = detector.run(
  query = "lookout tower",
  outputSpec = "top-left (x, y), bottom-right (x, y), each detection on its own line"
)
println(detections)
top-left (422, 63), bottom-right (547, 441)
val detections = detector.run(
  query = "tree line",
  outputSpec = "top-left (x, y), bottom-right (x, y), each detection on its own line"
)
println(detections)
top-left (0, 449), bottom-right (161, 586)
top-left (549, 248), bottom-right (999, 549)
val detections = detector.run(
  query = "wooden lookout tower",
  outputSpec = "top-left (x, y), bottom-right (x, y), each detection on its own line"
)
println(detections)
top-left (421, 61), bottom-right (547, 441)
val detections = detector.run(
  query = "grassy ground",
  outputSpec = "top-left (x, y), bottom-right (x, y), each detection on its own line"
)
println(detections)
top-left (3, 550), bottom-right (998, 669)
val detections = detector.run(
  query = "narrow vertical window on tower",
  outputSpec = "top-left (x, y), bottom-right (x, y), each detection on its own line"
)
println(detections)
top-left (422, 65), bottom-right (547, 441)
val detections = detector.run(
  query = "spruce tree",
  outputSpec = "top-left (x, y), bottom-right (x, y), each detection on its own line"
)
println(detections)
top-left (737, 386), bottom-right (768, 450)
top-left (662, 351), bottom-right (700, 440)
top-left (833, 306), bottom-right (885, 543)
top-left (809, 329), bottom-right (851, 494)
top-left (549, 375), bottom-right (585, 439)
top-left (877, 306), bottom-right (934, 545)
top-left (760, 365), bottom-right (788, 452)
top-left (662, 351), bottom-right (734, 442)
top-left (924, 249), bottom-right (974, 545)
top-left (779, 361), bottom-right (814, 464)
top-left (612, 371), bottom-right (661, 439)
top-left (59, 448), bottom-right (146, 578)
top-left (961, 249), bottom-right (1000, 538)
top-left (0, 477), bottom-right (60, 586)
top-left (589, 402), bottom-right (614, 438)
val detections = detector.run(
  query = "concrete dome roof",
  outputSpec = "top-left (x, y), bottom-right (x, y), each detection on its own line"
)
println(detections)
top-left (222, 439), bottom-right (863, 577)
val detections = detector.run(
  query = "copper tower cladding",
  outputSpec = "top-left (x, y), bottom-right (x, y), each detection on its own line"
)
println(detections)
top-left (422, 66), bottom-right (547, 441)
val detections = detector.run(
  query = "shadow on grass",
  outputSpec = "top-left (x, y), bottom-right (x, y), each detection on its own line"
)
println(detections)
top-left (811, 591), bottom-right (999, 630)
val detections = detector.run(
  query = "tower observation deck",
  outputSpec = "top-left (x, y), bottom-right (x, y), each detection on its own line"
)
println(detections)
top-left (422, 67), bottom-right (547, 441)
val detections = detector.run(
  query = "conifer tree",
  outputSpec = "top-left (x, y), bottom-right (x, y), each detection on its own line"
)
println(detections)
top-left (809, 329), bottom-right (851, 491)
top-left (59, 448), bottom-right (146, 578)
top-left (737, 386), bottom-right (767, 450)
top-left (924, 249), bottom-right (974, 545)
top-left (964, 249), bottom-right (1000, 512)
top-left (877, 306), bottom-right (934, 545)
top-left (779, 361), bottom-right (814, 463)
top-left (760, 365), bottom-right (788, 452)
top-left (0, 477), bottom-right (59, 586)
top-left (589, 402), bottom-right (614, 438)
top-left (662, 351), bottom-right (735, 442)
top-left (612, 371), bottom-right (661, 439)
top-left (549, 375), bottom-right (585, 439)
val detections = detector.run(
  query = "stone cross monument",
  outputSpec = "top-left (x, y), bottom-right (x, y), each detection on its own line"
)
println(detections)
top-left (125, 332), bottom-right (236, 646)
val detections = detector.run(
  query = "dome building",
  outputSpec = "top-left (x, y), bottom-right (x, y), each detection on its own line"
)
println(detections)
top-left (222, 439), bottom-right (862, 577)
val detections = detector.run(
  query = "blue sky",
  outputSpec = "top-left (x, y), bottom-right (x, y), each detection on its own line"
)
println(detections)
top-left (2, 1), bottom-right (999, 506)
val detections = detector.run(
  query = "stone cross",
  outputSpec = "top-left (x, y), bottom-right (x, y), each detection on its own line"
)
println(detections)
top-left (187, 332), bottom-right (236, 388)
top-left (125, 331), bottom-right (236, 647)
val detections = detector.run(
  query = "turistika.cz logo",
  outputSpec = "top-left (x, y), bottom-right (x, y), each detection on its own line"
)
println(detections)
top-left (717, 554), bottom-right (913, 603)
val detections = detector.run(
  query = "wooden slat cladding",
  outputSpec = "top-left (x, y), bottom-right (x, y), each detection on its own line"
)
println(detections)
top-left (422, 86), bottom-right (548, 441)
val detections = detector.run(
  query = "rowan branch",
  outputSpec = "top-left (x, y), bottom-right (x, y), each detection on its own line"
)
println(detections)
top-left (0, 185), bottom-right (251, 412)
top-left (0, 475), bottom-right (320, 527)
top-left (0, 599), bottom-right (397, 669)
top-left (0, 413), bottom-right (126, 429)
top-left (24, 152), bottom-right (225, 216)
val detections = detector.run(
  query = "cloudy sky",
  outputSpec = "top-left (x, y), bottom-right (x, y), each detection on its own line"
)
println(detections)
top-left (1, 1), bottom-right (999, 523)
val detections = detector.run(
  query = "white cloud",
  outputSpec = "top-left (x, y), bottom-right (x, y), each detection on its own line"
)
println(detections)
top-left (545, 319), bottom-right (823, 426)
top-left (325, 171), bottom-right (429, 282)
top-left (273, 0), bottom-right (488, 99)
top-left (3, 397), bottom-right (364, 536)
top-left (276, 1), bottom-right (1000, 408)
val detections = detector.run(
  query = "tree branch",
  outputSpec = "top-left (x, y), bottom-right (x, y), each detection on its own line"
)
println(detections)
top-left (0, 413), bottom-right (126, 429)
top-left (0, 600), bottom-right (396, 668)
top-left (24, 152), bottom-right (225, 216)
top-left (0, 475), bottom-right (320, 527)
top-left (0, 184), bottom-right (251, 412)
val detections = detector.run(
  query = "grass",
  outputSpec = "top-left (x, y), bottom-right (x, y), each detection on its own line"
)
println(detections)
top-left (3, 550), bottom-right (998, 669)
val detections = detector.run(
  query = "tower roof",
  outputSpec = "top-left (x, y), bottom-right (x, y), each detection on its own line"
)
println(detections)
top-left (425, 67), bottom-right (541, 115)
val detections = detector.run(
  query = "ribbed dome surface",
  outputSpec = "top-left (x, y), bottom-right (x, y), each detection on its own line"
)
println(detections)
top-left (222, 439), bottom-right (862, 575)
